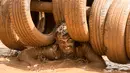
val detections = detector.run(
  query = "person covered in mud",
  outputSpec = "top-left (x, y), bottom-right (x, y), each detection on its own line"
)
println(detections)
top-left (56, 23), bottom-right (106, 69)
top-left (17, 23), bottom-right (106, 69)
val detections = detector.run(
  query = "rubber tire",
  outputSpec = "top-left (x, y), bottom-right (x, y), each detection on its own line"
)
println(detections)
top-left (64, 0), bottom-right (89, 42)
top-left (52, 0), bottom-right (64, 25)
top-left (9, 0), bottom-right (55, 46)
top-left (104, 0), bottom-right (129, 64)
top-left (89, 0), bottom-right (113, 55)
top-left (0, 0), bottom-right (25, 50)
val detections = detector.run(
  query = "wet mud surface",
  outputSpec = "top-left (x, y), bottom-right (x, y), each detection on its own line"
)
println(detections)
top-left (0, 41), bottom-right (130, 73)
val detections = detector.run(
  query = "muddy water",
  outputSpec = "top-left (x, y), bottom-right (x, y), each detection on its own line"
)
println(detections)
top-left (0, 41), bottom-right (130, 73)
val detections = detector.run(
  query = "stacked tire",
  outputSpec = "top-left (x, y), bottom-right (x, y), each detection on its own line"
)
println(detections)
top-left (64, 0), bottom-right (130, 64)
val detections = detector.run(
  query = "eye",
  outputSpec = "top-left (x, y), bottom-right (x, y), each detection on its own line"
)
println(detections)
top-left (67, 39), bottom-right (74, 43)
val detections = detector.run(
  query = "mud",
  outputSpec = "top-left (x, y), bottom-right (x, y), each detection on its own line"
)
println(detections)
top-left (0, 39), bottom-right (130, 73)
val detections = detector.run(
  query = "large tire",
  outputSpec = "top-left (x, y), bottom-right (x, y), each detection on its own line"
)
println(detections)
top-left (0, 0), bottom-right (25, 50)
top-left (52, 0), bottom-right (65, 25)
top-left (89, 0), bottom-right (113, 55)
top-left (104, 0), bottom-right (129, 64)
top-left (9, 0), bottom-right (55, 46)
top-left (64, 0), bottom-right (89, 42)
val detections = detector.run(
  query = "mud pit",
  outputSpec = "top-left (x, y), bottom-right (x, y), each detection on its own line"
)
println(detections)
top-left (0, 42), bottom-right (130, 73)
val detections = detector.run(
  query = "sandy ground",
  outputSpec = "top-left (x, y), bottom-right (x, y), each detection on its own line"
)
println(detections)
top-left (0, 42), bottom-right (130, 73)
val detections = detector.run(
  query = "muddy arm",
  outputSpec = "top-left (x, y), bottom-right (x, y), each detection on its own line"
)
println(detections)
top-left (77, 43), bottom-right (107, 69)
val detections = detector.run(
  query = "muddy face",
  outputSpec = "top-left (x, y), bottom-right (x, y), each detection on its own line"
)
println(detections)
top-left (56, 23), bottom-right (75, 54)
top-left (57, 34), bottom-right (75, 54)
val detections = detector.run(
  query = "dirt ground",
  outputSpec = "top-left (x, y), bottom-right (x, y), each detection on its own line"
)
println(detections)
top-left (0, 41), bottom-right (130, 73)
